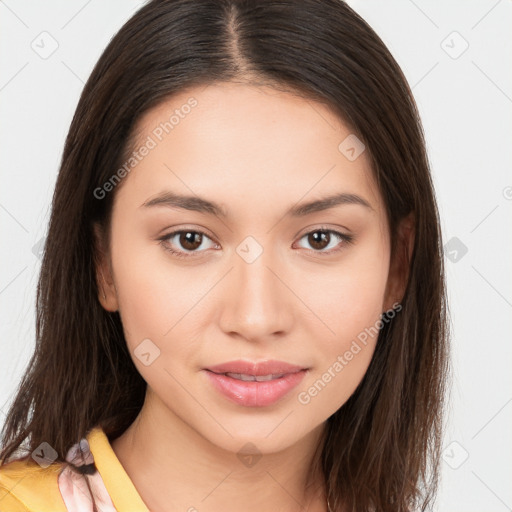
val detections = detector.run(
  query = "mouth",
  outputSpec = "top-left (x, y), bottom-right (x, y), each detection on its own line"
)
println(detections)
top-left (204, 359), bottom-right (308, 377)
top-left (202, 363), bottom-right (308, 407)
top-left (207, 371), bottom-right (291, 382)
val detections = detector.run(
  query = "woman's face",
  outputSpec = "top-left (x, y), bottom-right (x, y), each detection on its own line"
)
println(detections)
top-left (98, 82), bottom-right (400, 454)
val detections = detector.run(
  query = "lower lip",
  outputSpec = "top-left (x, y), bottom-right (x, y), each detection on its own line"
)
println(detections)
top-left (203, 369), bottom-right (307, 407)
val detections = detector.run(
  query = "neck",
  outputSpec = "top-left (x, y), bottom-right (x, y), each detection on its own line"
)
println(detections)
top-left (111, 390), bottom-right (329, 512)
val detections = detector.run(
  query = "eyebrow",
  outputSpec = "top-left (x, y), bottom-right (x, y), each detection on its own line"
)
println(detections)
top-left (141, 191), bottom-right (374, 218)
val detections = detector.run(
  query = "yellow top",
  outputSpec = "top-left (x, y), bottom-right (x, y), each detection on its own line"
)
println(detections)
top-left (0, 426), bottom-right (150, 512)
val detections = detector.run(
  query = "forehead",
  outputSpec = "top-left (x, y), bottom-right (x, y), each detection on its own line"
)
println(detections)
top-left (116, 82), bottom-right (383, 219)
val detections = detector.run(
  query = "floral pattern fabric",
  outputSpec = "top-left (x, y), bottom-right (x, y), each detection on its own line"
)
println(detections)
top-left (57, 437), bottom-right (117, 511)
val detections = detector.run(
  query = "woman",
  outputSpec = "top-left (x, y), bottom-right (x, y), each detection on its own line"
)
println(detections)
top-left (0, 0), bottom-right (450, 511)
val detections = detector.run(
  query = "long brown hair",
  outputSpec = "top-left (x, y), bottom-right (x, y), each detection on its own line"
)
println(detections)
top-left (0, 1), bottom-right (450, 510)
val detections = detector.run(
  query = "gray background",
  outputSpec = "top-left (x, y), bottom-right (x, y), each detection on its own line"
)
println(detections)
top-left (1, 1), bottom-right (511, 510)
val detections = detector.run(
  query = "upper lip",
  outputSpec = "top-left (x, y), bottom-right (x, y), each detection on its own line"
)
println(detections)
top-left (205, 359), bottom-right (308, 376)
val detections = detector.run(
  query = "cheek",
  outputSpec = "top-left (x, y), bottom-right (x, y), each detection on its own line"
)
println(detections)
top-left (304, 240), bottom-right (389, 344)
top-left (297, 287), bottom-right (383, 414)
top-left (295, 243), bottom-right (389, 409)
top-left (109, 229), bottom-right (208, 358)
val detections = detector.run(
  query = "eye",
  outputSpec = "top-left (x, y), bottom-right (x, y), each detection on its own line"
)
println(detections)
top-left (158, 227), bottom-right (354, 260)
top-left (159, 229), bottom-right (218, 259)
top-left (295, 228), bottom-right (354, 255)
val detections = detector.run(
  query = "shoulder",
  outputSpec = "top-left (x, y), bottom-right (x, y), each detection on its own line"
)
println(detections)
top-left (0, 456), bottom-right (68, 512)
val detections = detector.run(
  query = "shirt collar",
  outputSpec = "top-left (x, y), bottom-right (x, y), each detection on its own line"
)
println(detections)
top-left (87, 426), bottom-right (150, 511)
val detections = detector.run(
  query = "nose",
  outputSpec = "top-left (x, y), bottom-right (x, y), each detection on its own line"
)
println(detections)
top-left (218, 243), bottom-right (294, 343)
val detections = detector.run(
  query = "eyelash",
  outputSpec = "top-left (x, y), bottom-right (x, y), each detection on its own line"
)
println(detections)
top-left (158, 227), bottom-right (354, 259)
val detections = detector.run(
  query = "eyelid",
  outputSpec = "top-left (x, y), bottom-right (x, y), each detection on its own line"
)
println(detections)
top-left (295, 223), bottom-right (352, 239)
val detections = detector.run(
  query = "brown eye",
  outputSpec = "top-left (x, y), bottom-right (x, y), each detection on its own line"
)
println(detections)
top-left (160, 229), bottom-right (218, 258)
top-left (296, 229), bottom-right (354, 255)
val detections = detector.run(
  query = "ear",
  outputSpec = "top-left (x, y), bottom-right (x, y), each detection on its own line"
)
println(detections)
top-left (383, 211), bottom-right (415, 312)
top-left (93, 222), bottom-right (119, 312)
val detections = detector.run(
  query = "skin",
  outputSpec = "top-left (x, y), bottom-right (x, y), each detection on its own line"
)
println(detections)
top-left (96, 82), bottom-right (414, 512)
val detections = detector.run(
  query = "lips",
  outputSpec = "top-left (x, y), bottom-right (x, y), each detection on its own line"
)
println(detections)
top-left (203, 359), bottom-right (309, 407)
